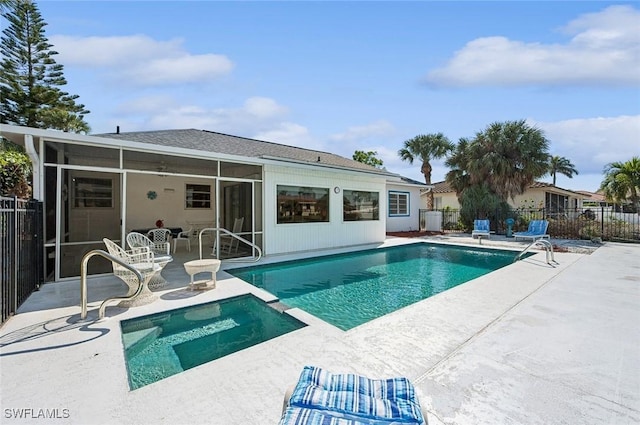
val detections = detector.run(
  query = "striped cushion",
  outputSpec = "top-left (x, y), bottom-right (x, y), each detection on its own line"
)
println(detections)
top-left (286, 366), bottom-right (424, 424)
top-left (279, 406), bottom-right (400, 425)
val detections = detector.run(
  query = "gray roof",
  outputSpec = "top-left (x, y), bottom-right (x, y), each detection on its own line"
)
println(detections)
top-left (92, 128), bottom-right (394, 177)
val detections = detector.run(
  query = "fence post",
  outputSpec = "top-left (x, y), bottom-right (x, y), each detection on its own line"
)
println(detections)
top-left (12, 196), bottom-right (18, 313)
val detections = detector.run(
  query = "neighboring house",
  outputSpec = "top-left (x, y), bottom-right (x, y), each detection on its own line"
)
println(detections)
top-left (425, 180), bottom-right (585, 212)
top-left (1, 125), bottom-right (428, 282)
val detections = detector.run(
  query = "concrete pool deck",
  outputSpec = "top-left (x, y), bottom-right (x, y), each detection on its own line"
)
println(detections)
top-left (1, 237), bottom-right (638, 424)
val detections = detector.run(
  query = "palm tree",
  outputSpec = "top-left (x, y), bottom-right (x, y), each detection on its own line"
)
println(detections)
top-left (467, 120), bottom-right (549, 202)
top-left (398, 133), bottom-right (454, 210)
top-left (600, 157), bottom-right (640, 212)
top-left (548, 155), bottom-right (578, 185)
top-left (445, 137), bottom-right (472, 201)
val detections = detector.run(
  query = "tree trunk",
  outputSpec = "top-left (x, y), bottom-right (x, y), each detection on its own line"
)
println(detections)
top-left (421, 161), bottom-right (432, 185)
top-left (422, 161), bottom-right (434, 210)
top-left (426, 191), bottom-right (434, 210)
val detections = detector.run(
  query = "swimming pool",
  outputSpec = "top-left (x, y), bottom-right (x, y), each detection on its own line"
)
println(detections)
top-left (229, 243), bottom-right (521, 330)
top-left (120, 294), bottom-right (306, 390)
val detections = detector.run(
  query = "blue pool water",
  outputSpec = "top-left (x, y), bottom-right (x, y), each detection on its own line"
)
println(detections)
top-left (120, 294), bottom-right (306, 390)
top-left (229, 243), bottom-right (520, 330)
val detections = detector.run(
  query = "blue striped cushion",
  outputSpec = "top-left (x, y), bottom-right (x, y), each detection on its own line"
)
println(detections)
top-left (287, 366), bottom-right (424, 424)
top-left (279, 407), bottom-right (393, 425)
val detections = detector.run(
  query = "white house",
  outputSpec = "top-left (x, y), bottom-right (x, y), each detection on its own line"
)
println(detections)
top-left (0, 125), bottom-right (428, 282)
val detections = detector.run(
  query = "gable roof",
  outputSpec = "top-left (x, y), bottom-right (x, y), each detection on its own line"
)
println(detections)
top-left (93, 128), bottom-right (393, 176)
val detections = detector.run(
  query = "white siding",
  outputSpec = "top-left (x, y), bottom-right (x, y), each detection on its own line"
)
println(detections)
top-left (385, 184), bottom-right (422, 232)
top-left (263, 164), bottom-right (387, 255)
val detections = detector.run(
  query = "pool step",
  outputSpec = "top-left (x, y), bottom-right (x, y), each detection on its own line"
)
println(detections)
top-left (122, 326), bottom-right (162, 358)
top-left (128, 343), bottom-right (184, 390)
top-left (173, 319), bottom-right (264, 370)
top-left (160, 317), bottom-right (242, 347)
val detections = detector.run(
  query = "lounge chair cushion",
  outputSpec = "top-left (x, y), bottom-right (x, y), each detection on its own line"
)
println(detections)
top-left (280, 406), bottom-right (405, 425)
top-left (285, 366), bottom-right (424, 424)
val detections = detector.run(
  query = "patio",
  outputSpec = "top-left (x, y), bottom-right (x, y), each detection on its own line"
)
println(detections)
top-left (1, 237), bottom-right (638, 424)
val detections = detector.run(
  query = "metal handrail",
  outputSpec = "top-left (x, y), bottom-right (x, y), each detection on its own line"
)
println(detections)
top-left (514, 239), bottom-right (557, 266)
top-left (79, 249), bottom-right (145, 320)
top-left (198, 227), bottom-right (262, 262)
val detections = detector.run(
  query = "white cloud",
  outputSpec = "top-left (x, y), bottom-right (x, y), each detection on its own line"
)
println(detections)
top-left (535, 115), bottom-right (640, 175)
top-left (109, 95), bottom-right (309, 145)
top-left (49, 34), bottom-right (233, 86)
top-left (329, 120), bottom-right (395, 142)
top-left (254, 123), bottom-right (323, 151)
top-left (425, 5), bottom-right (640, 87)
top-left (243, 97), bottom-right (289, 119)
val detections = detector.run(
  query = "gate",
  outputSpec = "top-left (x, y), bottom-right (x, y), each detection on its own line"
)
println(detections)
top-left (1, 196), bottom-right (44, 325)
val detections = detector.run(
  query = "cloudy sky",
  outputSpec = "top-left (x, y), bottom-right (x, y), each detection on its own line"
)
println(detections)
top-left (15, 1), bottom-right (640, 191)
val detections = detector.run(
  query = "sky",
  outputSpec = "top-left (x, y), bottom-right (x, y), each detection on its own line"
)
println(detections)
top-left (10, 1), bottom-right (640, 191)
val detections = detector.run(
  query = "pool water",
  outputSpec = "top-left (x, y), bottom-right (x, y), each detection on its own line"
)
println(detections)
top-left (120, 294), bottom-right (306, 390)
top-left (229, 243), bottom-right (521, 330)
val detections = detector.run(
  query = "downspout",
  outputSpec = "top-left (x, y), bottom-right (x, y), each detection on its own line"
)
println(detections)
top-left (24, 134), bottom-right (42, 201)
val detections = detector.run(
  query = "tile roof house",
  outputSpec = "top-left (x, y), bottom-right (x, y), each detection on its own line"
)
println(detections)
top-left (424, 180), bottom-right (585, 212)
top-left (1, 125), bottom-right (428, 281)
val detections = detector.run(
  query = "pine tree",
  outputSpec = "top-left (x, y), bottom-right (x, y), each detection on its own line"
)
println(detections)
top-left (0, 0), bottom-right (90, 132)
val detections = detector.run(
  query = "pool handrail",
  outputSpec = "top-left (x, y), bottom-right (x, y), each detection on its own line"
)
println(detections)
top-left (514, 239), bottom-right (558, 266)
top-left (80, 249), bottom-right (146, 320)
top-left (198, 227), bottom-right (262, 263)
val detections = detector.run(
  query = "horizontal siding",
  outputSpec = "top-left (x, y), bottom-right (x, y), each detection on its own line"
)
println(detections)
top-left (385, 184), bottom-right (422, 232)
top-left (264, 165), bottom-right (386, 255)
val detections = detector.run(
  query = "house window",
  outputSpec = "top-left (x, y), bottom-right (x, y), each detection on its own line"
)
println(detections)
top-left (186, 184), bottom-right (211, 209)
top-left (72, 177), bottom-right (113, 208)
top-left (277, 185), bottom-right (329, 223)
top-left (343, 190), bottom-right (379, 221)
top-left (434, 196), bottom-right (442, 210)
top-left (388, 191), bottom-right (409, 216)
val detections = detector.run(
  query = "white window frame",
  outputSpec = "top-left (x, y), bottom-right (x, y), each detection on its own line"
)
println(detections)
top-left (388, 191), bottom-right (409, 217)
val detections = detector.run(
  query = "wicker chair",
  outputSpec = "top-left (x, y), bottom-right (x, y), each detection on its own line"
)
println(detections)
top-left (147, 228), bottom-right (171, 244)
top-left (126, 232), bottom-right (173, 289)
top-left (102, 238), bottom-right (159, 307)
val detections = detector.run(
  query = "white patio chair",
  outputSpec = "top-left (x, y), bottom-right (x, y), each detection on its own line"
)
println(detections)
top-left (126, 232), bottom-right (173, 289)
top-left (173, 227), bottom-right (193, 253)
top-left (147, 228), bottom-right (171, 244)
top-left (219, 217), bottom-right (244, 255)
top-left (102, 238), bottom-right (159, 307)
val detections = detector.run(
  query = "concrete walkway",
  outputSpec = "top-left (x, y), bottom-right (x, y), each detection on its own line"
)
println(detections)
top-left (0, 238), bottom-right (638, 424)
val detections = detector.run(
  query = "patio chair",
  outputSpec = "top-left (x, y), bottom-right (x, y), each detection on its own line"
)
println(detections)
top-left (126, 232), bottom-right (173, 289)
top-left (102, 238), bottom-right (159, 307)
top-left (471, 219), bottom-right (491, 239)
top-left (278, 365), bottom-right (427, 425)
top-left (173, 227), bottom-right (194, 253)
top-left (514, 219), bottom-right (550, 242)
top-left (147, 228), bottom-right (171, 244)
top-left (218, 217), bottom-right (244, 255)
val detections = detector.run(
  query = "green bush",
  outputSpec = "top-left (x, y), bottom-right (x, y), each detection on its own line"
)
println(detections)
top-left (0, 141), bottom-right (32, 198)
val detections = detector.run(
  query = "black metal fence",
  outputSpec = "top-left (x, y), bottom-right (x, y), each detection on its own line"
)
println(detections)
top-left (1, 196), bottom-right (44, 325)
top-left (420, 207), bottom-right (640, 242)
